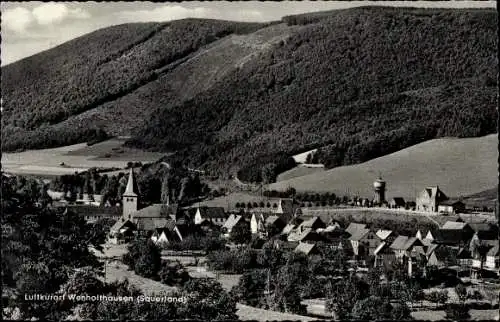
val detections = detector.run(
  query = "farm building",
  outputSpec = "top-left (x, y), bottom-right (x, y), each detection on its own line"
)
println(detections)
top-left (389, 197), bottom-right (406, 209)
top-left (222, 214), bottom-right (249, 239)
top-left (435, 221), bottom-right (475, 247)
top-left (416, 186), bottom-right (449, 213)
top-left (437, 200), bottom-right (466, 214)
top-left (194, 206), bottom-right (227, 225)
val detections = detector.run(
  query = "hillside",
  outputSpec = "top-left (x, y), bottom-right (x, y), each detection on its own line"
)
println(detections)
top-left (2, 7), bottom-right (497, 181)
top-left (269, 134), bottom-right (498, 201)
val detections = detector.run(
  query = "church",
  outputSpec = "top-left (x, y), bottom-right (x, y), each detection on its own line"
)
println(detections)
top-left (109, 168), bottom-right (189, 244)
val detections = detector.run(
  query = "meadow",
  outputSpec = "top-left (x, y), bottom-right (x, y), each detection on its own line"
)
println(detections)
top-left (270, 135), bottom-right (498, 201)
top-left (2, 138), bottom-right (165, 176)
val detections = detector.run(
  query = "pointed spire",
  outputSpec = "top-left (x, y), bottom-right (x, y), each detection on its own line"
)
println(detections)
top-left (123, 168), bottom-right (137, 197)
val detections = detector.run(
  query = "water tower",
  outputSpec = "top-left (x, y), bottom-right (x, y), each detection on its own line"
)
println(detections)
top-left (373, 177), bottom-right (386, 205)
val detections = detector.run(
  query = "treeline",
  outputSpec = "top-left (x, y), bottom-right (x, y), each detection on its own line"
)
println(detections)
top-left (48, 164), bottom-right (209, 206)
top-left (129, 8), bottom-right (497, 179)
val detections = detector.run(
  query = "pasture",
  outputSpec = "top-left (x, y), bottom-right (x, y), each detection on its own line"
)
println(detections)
top-left (2, 138), bottom-right (165, 176)
top-left (277, 164), bottom-right (326, 182)
top-left (270, 134), bottom-right (498, 201)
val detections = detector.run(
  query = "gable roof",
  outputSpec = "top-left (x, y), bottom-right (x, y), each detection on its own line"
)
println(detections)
top-left (300, 216), bottom-right (325, 228)
top-left (441, 221), bottom-right (470, 230)
top-left (281, 223), bottom-right (296, 235)
top-left (423, 186), bottom-right (448, 201)
top-left (136, 218), bottom-right (170, 231)
top-left (294, 242), bottom-right (317, 255)
top-left (487, 243), bottom-right (499, 256)
top-left (346, 223), bottom-right (367, 236)
top-left (110, 217), bottom-right (135, 232)
top-left (349, 228), bottom-right (370, 241)
top-left (265, 215), bottom-right (282, 226)
top-left (439, 199), bottom-right (465, 207)
top-left (197, 206), bottom-right (226, 219)
top-left (374, 241), bottom-right (388, 256)
top-left (390, 236), bottom-right (422, 251)
top-left (376, 229), bottom-right (393, 241)
top-left (223, 214), bottom-right (244, 230)
top-left (390, 197), bottom-right (406, 206)
top-left (132, 204), bottom-right (178, 219)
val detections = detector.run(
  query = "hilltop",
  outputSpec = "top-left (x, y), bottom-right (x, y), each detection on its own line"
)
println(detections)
top-left (269, 134), bottom-right (498, 201)
top-left (2, 7), bottom-right (497, 181)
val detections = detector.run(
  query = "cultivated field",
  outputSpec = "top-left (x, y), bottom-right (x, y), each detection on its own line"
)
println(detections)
top-left (270, 134), bottom-right (498, 200)
top-left (2, 138), bottom-right (165, 176)
top-left (66, 138), bottom-right (166, 161)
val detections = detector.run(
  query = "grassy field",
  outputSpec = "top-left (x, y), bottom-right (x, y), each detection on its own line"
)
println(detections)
top-left (270, 135), bottom-right (498, 201)
top-left (2, 138), bottom-right (165, 176)
top-left (277, 165), bottom-right (326, 182)
top-left (66, 138), bottom-right (166, 161)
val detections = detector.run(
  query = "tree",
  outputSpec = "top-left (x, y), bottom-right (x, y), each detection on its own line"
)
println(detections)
top-left (179, 278), bottom-right (238, 321)
top-left (455, 283), bottom-right (467, 304)
top-left (229, 223), bottom-right (252, 245)
top-left (445, 303), bottom-right (470, 320)
top-left (231, 269), bottom-right (268, 307)
top-left (261, 163), bottom-right (277, 184)
top-left (351, 295), bottom-right (393, 320)
top-left (161, 172), bottom-right (171, 205)
top-left (159, 261), bottom-right (190, 286)
top-left (326, 276), bottom-right (367, 320)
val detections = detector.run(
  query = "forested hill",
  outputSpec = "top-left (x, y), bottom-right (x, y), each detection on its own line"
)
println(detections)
top-left (2, 7), bottom-right (497, 182)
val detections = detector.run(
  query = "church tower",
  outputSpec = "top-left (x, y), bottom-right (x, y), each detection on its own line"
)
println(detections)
top-left (123, 168), bottom-right (139, 218)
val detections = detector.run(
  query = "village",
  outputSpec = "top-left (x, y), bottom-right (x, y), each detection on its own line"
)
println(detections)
top-left (36, 167), bottom-right (497, 320)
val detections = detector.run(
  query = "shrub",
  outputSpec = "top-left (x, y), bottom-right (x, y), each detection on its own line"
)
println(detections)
top-left (445, 303), bottom-right (470, 320)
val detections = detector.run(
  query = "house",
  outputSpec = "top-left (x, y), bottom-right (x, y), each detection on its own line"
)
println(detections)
top-left (346, 224), bottom-right (383, 258)
top-left (345, 223), bottom-right (367, 236)
top-left (374, 242), bottom-right (396, 268)
top-left (151, 220), bottom-right (184, 247)
top-left (416, 186), bottom-right (449, 213)
top-left (222, 214), bottom-right (248, 239)
top-left (436, 221), bottom-right (475, 247)
top-left (390, 235), bottom-right (425, 276)
top-left (294, 242), bottom-right (319, 256)
top-left (265, 215), bottom-right (286, 237)
top-left (426, 244), bottom-right (458, 268)
top-left (485, 242), bottom-right (499, 270)
top-left (65, 205), bottom-right (122, 223)
top-left (109, 218), bottom-right (136, 244)
top-left (194, 207), bottom-right (226, 225)
top-left (288, 227), bottom-right (324, 243)
top-left (250, 213), bottom-right (268, 236)
top-left (376, 229), bottom-right (396, 244)
top-left (389, 197), bottom-right (406, 209)
top-left (318, 223), bottom-right (345, 240)
top-left (281, 223), bottom-right (296, 237)
top-left (297, 216), bottom-right (326, 232)
top-left (438, 200), bottom-right (466, 215)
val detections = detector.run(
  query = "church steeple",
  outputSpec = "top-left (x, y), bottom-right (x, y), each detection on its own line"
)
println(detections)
top-left (124, 168), bottom-right (138, 197)
top-left (123, 168), bottom-right (138, 217)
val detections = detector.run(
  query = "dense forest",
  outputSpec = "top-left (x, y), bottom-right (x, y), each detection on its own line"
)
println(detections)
top-left (128, 7), bottom-right (497, 181)
top-left (2, 7), bottom-right (497, 183)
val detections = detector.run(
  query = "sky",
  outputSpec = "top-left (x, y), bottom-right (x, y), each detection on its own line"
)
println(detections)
top-left (1, 1), bottom-right (496, 66)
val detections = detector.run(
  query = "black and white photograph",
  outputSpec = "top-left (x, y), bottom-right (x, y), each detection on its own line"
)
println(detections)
top-left (1, 1), bottom-right (498, 321)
